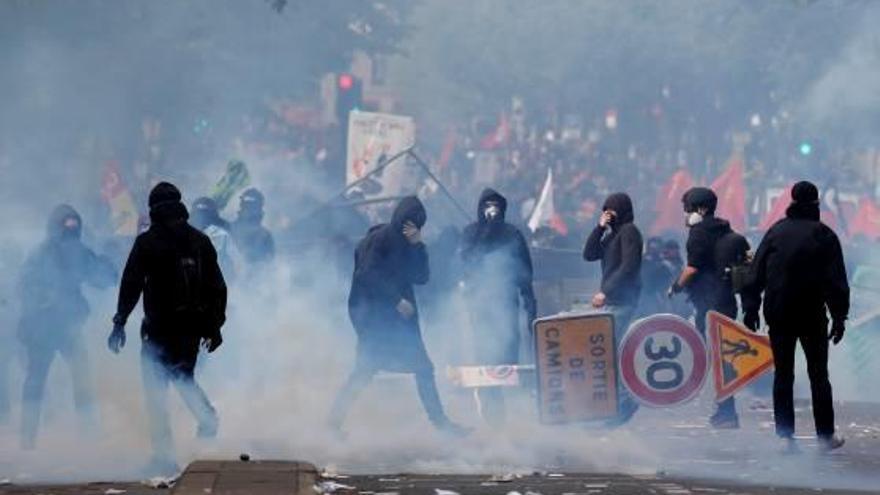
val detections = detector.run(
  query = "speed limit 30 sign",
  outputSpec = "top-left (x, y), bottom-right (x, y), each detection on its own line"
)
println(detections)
top-left (619, 314), bottom-right (708, 407)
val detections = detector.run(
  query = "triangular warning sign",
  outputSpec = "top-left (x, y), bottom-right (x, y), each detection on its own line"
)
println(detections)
top-left (707, 311), bottom-right (774, 402)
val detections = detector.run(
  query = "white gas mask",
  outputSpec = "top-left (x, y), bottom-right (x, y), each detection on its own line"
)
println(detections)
top-left (484, 204), bottom-right (501, 221)
top-left (686, 211), bottom-right (703, 227)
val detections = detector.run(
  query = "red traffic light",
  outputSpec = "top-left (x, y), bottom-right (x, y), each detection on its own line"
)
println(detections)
top-left (338, 73), bottom-right (354, 91)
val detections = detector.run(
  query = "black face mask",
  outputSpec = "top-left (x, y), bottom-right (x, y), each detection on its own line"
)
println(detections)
top-left (60, 227), bottom-right (79, 240)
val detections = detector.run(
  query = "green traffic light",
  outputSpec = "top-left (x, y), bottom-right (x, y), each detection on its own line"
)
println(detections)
top-left (799, 142), bottom-right (812, 156)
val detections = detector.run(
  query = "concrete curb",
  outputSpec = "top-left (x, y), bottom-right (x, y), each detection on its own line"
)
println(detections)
top-left (172, 460), bottom-right (318, 495)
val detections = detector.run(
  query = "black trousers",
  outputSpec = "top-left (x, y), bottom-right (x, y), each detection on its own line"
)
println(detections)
top-left (768, 325), bottom-right (835, 439)
top-left (20, 337), bottom-right (96, 449)
top-left (329, 362), bottom-right (449, 429)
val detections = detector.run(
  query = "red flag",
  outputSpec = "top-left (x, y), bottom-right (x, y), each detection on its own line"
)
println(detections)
top-left (710, 156), bottom-right (746, 232)
top-left (479, 114), bottom-right (509, 150)
top-left (848, 197), bottom-right (880, 240)
top-left (650, 168), bottom-right (694, 235)
top-left (759, 184), bottom-right (793, 231)
top-left (436, 129), bottom-right (457, 172)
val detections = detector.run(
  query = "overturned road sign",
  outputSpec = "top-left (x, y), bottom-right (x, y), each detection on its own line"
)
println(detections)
top-left (707, 310), bottom-right (774, 402)
top-left (534, 312), bottom-right (618, 424)
top-left (620, 314), bottom-right (708, 408)
top-left (447, 364), bottom-right (534, 388)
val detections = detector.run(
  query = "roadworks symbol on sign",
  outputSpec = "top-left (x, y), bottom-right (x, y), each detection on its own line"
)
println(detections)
top-left (707, 310), bottom-right (774, 402)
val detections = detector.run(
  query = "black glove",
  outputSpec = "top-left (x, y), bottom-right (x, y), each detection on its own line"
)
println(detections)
top-left (743, 311), bottom-right (760, 332)
top-left (203, 332), bottom-right (223, 353)
top-left (829, 320), bottom-right (845, 345)
top-left (108, 322), bottom-right (126, 354)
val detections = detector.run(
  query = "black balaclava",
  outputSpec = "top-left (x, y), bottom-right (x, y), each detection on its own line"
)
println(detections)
top-left (645, 236), bottom-right (663, 259)
top-left (786, 180), bottom-right (821, 221)
top-left (148, 182), bottom-right (188, 226)
top-left (477, 188), bottom-right (508, 225)
top-left (237, 188), bottom-right (265, 224)
top-left (48, 204), bottom-right (82, 242)
top-left (191, 196), bottom-right (227, 231)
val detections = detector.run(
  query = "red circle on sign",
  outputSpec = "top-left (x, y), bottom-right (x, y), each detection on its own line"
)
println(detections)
top-left (619, 314), bottom-right (707, 407)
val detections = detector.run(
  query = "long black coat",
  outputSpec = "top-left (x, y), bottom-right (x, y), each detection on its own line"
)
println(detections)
top-left (116, 201), bottom-right (227, 368)
top-left (348, 196), bottom-right (432, 373)
top-left (460, 188), bottom-right (537, 364)
top-left (18, 205), bottom-right (117, 349)
top-left (742, 203), bottom-right (849, 328)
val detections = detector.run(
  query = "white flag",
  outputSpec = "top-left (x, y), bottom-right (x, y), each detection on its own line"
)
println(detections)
top-left (527, 168), bottom-right (555, 232)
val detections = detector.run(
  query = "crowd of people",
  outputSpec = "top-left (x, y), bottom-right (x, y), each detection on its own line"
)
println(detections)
top-left (0, 96), bottom-right (866, 477)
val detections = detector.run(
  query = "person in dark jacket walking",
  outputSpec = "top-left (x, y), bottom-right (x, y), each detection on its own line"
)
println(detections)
top-left (742, 181), bottom-right (848, 452)
top-left (669, 187), bottom-right (749, 429)
top-left (16, 205), bottom-right (117, 449)
top-left (329, 196), bottom-right (468, 436)
top-left (583, 192), bottom-right (642, 423)
top-left (459, 188), bottom-right (537, 425)
top-left (231, 187), bottom-right (274, 267)
top-left (109, 182), bottom-right (227, 475)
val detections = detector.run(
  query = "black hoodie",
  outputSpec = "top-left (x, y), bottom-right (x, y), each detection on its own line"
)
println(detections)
top-left (584, 193), bottom-right (643, 306)
top-left (115, 184), bottom-right (227, 352)
top-left (684, 215), bottom-right (737, 309)
top-left (347, 196), bottom-right (433, 372)
top-left (742, 202), bottom-right (849, 327)
top-left (18, 205), bottom-right (117, 345)
top-left (460, 189), bottom-right (537, 361)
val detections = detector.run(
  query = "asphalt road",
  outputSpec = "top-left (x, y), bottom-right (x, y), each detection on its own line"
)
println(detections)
top-left (2, 399), bottom-right (879, 494)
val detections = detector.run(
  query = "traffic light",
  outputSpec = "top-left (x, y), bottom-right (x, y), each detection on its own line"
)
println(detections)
top-left (799, 141), bottom-right (813, 156)
top-left (336, 73), bottom-right (363, 125)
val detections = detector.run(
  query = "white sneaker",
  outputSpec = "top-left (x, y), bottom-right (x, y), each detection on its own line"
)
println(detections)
top-left (819, 435), bottom-right (845, 452)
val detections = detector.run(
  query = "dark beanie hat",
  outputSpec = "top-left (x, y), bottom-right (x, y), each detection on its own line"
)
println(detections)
top-left (791, 181), bottom-right (819, 204)
top-left (149, 182), bottom-right (182, 209)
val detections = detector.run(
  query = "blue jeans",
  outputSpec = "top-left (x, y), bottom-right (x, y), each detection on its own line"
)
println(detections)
top-left (605, 304), bottom-right (639, 422)
top-left (141, 342), bottom-right (217, 463)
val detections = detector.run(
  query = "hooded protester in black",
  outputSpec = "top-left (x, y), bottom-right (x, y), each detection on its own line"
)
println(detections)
top-left (231, 187), bottom-right (275, 265)
top-left (583, 192), bottom-right (643, 307)
top-left (459, 188), bottom-right (537, 425)
top-left (460, 188), bottom-right (537, 365)
top-left (113, 182), bottom-right (227, 363)
top-left (110, 182), bottom-right (227, 473)
top-left (742, 181), bottom-right (848, 447)
top-left (333, 196), bottom-right (468, 436)
top-left (18, 205), bottom-right (117, 346)
top-left (17, 204), bottom-right (117, 449)
top-left (347, 195), bottom-right (431, 372)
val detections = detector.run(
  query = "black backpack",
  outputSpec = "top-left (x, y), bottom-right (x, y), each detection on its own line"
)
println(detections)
top-left (714, 230), bottom-right (750, 294)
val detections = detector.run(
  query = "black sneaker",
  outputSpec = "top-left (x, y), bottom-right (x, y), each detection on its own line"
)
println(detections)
top-left (818, 435), bottom-right (845, 452)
